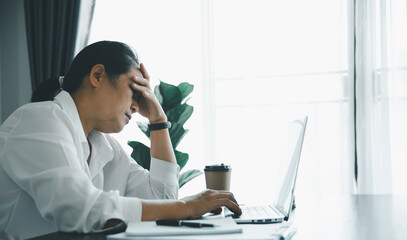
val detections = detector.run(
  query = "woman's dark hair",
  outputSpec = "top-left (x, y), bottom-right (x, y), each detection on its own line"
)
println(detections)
top-left (31, 41), bottom-right (139, 102)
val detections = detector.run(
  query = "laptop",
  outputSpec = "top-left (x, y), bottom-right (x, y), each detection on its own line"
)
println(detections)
top-left (224, 116), bottom-right (308, 224)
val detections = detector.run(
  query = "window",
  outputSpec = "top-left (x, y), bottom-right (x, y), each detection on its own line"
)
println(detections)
top-left (380, 0), bottom-right (407, 194)
top-left (89, 0), bottom-right (353, 201)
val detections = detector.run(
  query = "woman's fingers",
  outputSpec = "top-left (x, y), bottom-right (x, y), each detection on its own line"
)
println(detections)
top-left (130, 63), bottom-right (150, 97)
top-left (217, 191), bottom-right (239, 205)
top-left (186, 190), bottom-right (242, 219)
top-left (204, 190), bottom-right (240, 207)
top-left (210, 207), bottom-right (223, 215)
top-left (140, 63), bottom-right (150, 80)
top-left (131, 75), bottom-right (150, 88)
top-left (131, 82), bottom-right (150, 98)
top-left (131, 76), bottom-right (150, 97)
top-left (218, 198), bottom-right (242, 216)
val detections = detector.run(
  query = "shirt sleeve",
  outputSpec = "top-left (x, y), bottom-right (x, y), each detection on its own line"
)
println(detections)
top-left (124, 157), bottom-right (180, 200)
top-left (0, 106), bottom-right (141, 233)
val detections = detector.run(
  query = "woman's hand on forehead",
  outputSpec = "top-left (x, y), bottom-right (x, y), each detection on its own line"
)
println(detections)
top-left (131, 63), bottom-right (150, 87)
top-left (130, 76), bottom-right (150, 98)
top-left (130, 64), bottom-right (150, 96)
top-left (129, 63), bottom-right (166, 123)
top-left (139, 63), bottom-right (150, 80)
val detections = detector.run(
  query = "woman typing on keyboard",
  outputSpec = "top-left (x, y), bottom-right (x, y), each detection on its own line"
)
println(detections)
top-left (0, 41), bottom-right (241, 239)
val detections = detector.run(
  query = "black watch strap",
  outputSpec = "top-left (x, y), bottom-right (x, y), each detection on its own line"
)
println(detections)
top-left (148, 122), bottom-right (171, 131)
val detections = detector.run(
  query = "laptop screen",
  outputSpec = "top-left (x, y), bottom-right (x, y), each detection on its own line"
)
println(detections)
top-left (273, 117), bottom-right (307, 217)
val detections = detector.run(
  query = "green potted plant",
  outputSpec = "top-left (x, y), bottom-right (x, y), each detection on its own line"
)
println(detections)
top-left (128, 81), bottom-right (202, 188)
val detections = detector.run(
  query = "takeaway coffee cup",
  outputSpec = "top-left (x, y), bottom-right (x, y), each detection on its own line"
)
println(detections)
top-left (204, 164), bottom-right (232, 191)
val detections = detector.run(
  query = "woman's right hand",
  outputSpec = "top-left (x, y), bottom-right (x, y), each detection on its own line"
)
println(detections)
top-left (182, 189), bottom-right (242, 219)
top-left (140, 189), bottom-right (242, 221)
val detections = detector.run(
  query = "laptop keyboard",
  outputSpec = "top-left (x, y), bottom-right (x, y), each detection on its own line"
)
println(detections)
top-left (225, 205), bottom-right (277, 219)
top-left (241, 205), bottom-right (276, 218)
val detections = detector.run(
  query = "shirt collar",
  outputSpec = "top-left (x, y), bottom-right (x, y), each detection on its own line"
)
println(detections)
top-left (53, 90), bottom-right (87, 144)
top-left (88, 130), bottom-right (115, 179)
top-left (53, 91), bottom-right (115, 178)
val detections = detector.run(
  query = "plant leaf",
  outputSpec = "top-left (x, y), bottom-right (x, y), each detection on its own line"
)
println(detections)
top-left (179, 169), bottom-right (203, 188)
top-left (128, 141), bottom-right (151, 170)
top-left (174, 150), bottom-right (188, 170)
top-left (178, 82), bottom-right (194, 102)
top-left (159, 81), bottom-right (182, 112)
top-left (169, 123), bottom-right (189, 149)
top-left (177, 105), bottom-right (193, 127)
top-left (137, 121), bottom-right (150, 139)
top-left (167, 104), bottom-right (193, 127)
top-left (154, 85), bottom-right (163, 106)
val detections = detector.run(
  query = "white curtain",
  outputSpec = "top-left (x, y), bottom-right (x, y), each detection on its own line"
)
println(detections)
top-left (354, 0), bottom-right (393, 194)
top-left (74, 0), bottom-right (96, 55)
top-left (385, 0), bottom-right (407, 194)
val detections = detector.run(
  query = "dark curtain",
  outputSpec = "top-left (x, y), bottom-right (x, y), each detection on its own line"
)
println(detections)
top-left (24, 0), bottom-right (81, 91)
top-left (353, 0), bottom-right (358, 185)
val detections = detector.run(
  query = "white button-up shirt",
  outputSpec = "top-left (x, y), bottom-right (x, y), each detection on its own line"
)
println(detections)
top-left (0, 91), bottom-right (179, 239)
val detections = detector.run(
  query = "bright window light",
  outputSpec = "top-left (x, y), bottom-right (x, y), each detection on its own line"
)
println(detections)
top-left (89, 0), bottom-right (352, 201)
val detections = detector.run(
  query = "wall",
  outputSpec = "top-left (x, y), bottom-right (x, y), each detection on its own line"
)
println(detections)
top-left (0, 0), bottom-right (32, 123)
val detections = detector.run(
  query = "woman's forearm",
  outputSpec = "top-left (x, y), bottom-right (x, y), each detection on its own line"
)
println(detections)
top-left (150, 128), bottom-right (177, 164)
top-left (141, 200), bottom-right (189, 221)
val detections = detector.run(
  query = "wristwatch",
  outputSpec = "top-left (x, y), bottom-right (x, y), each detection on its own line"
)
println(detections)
top-left (148, 122), bottom-right (171, 131)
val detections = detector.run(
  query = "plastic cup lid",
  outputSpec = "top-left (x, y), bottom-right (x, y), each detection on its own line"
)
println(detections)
top-left (204, 163), bottom-right (232, 172)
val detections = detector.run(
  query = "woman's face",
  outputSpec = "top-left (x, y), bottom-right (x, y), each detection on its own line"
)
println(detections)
top-left (93, 66), bottom-right (142, 133)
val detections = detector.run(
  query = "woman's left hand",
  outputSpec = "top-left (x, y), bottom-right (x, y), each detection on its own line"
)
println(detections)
top-left (130, 63), bottom-right (167, 123)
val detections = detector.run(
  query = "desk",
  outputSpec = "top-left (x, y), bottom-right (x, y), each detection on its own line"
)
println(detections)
top-left (292, 194), bottom-right (407, 240)
top-left (28, 194), bottom-right (407, 240)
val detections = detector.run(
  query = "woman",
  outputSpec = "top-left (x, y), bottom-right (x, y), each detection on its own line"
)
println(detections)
top-left (0, 41), bottom-right (241, 239)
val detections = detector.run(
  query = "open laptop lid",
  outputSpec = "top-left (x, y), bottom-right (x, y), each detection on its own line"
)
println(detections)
top-left (273, 116), bottom-right (308, 220)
